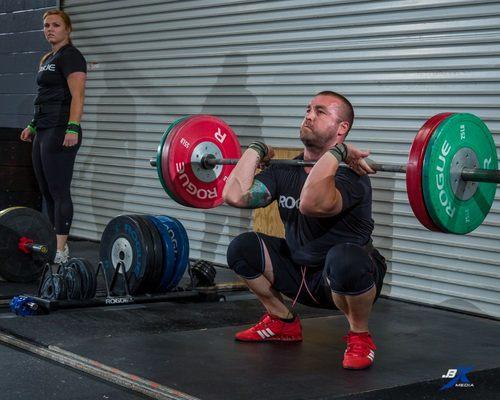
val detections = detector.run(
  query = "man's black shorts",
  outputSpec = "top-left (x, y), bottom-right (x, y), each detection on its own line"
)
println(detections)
top-left (256, 233), bottom-right (387, 309)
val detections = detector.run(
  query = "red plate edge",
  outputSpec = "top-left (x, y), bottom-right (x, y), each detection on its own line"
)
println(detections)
top-left (162, 117), bottom-right (193, 207)
top-left (406, 112), bottom-right (453, 232)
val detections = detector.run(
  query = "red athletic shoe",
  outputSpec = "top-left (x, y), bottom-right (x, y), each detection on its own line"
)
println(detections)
top-left (342, 331), bottom-right (377, 370)
top-left (235, 313), bottom-right (303, 342)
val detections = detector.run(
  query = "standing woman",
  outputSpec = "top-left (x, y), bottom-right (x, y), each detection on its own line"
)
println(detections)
top-left (20, 10), bottom-right (86, 264)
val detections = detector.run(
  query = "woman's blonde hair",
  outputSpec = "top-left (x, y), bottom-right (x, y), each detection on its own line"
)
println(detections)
top-left (40, 10), bottom-right (73, 66)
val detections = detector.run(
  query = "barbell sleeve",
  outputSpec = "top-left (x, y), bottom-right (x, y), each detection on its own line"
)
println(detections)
top-left (28, 244), bottom-right (49, 255)
top-left (460, 168), bottom-right (500, 183)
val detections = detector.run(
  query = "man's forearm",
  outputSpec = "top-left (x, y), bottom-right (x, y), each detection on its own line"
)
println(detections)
top-left (299, 152), bottom-right (342, 216)
top-left (222, 149), bottom-right (261, 206)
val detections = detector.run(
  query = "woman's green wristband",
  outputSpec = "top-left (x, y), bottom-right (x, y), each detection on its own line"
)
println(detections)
top-left (27, 120), bottom-right (36, 134)
top-left (66, 121), bottom-right (81, 135)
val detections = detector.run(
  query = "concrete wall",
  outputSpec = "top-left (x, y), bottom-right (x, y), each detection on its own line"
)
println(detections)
top-left (0, 0), bottom-right (58, 129)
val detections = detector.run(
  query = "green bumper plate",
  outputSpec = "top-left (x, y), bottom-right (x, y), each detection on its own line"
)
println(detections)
top-left (422, 113), bottom-right (497, 234)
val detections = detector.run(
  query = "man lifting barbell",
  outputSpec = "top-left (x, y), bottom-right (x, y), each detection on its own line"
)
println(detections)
top-left (151, 90), bottom-right (499, 368)
top-left (223, 91), bottom-right (387, 370)
top-left (152, 105), bottom-right (498, 233)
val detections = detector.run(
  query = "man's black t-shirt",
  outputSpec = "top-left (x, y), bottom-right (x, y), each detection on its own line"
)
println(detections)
top-left (255, 157), bottom-right (374, 266)
top-left (35, 44), bottom-right (87, 105)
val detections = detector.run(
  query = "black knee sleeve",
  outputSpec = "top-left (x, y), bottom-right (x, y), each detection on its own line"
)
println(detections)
top-left (325, 243), bottom-right (375, 295)
top-left (226, 232), bottom-right (265, 279)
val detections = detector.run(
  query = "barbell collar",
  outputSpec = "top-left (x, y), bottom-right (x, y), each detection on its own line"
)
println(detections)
top-left (364, 159), bottom-right (406, 174)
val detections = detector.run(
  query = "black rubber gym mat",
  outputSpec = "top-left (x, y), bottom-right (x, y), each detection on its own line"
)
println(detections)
top-left (2, 239), bottom-right (499, 399)
top-left (0, 342), bottom-right (148, 400)
top-left (1, 298), bottom-right (498, 400)
top-left (0, 298), bottom-right (335, 343)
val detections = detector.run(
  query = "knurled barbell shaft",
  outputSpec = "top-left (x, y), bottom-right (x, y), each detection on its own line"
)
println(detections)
top-left (149, 156), bottom-right (500, 184)
top-left (202, 156), bottom-right (500, 183)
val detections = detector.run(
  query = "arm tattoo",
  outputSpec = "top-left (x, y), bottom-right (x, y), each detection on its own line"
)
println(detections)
top-left (241, 180), bottom-right (273, 208)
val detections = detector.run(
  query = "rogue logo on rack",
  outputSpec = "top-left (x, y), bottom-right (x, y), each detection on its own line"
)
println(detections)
top-left (105, 297), bottom-right (134, 305)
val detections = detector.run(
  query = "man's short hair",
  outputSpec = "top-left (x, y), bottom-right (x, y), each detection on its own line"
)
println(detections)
top-left (315, 90), bottom-right (354, 132)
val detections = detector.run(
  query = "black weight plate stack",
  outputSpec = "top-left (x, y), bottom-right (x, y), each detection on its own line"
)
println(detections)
top-left (147, 216), bottom-right (176, 293)
top-left (40, 274), bottom-right (67, 300)
top-left (133, 215), bottom-right (164, 293)
top-left (71, 258), bottom-right (97, 299)
top-left (59, 262), bottom-right (83, 300)
top-left (63, 258), bottom-right (96, 300)
top-left (127, 215), bottom-right (154, 293)
top-left (99, 215), bottom-right (150, 295)
top-left (126, 215), bottom-right (155, 294)
top-left (0, 207), bottom-right (56, 282)
top-left (189, 259), bottom-right (217, 287)
top-left (64, 259), bottom-right (88, 300)
top-left (153, 215), bottom-right (190, 291)
top-left (78, 258), bottom-right (97, 299)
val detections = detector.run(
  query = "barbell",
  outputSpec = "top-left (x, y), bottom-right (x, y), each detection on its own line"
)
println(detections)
top-left (150, 113), bottom-right (499, 234)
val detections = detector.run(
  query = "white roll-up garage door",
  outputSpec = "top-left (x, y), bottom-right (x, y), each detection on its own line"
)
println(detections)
top-left (64, 0), bottom-right (500, 318)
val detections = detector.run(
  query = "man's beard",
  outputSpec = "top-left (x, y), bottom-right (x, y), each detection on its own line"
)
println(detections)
top-left (300, 126), bottom-right (332, 151)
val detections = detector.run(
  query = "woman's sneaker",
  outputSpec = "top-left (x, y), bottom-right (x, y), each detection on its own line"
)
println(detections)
top-left (235, 313), bottom-right (303, 342)
top-left (53, 244), bottom-right (69, 264)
